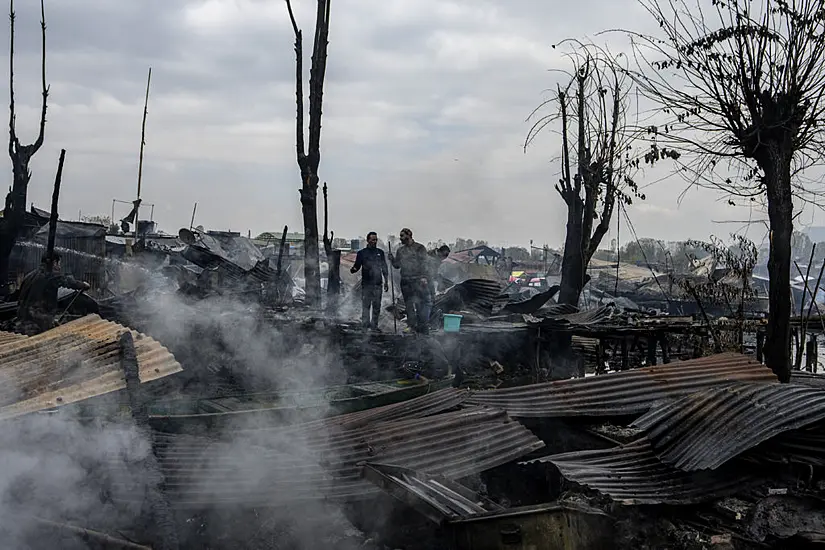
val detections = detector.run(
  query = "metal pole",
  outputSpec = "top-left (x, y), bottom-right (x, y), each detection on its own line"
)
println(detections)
top-left (189, 202), bottom-right (198, 231)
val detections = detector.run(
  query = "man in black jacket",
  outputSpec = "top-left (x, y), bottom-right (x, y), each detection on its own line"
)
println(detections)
top-left (351, 232), bottom-right (389, 330)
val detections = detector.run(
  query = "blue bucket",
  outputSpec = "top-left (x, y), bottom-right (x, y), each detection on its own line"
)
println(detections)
top-left (443, 314), bottom-right (463, 333)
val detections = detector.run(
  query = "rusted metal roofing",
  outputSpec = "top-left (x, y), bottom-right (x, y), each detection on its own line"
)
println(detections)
top-left (228, 387), bottom-right (469, 435)
top-left (466, 353), bottom-right (777, 418)
top-left (320, 387), bottom-right (468, 430)
top-left (0, 331), bottom-right (26, 346)
top-left (361, 463), bottom-right (503, 523)
top-left (0, 314), bottom-right (182, 419)
top-left (632, 383), bottom-right (825, 471)
top-left (534, 439), bottom-right (759, 505)
top-left (111, 407), bottom-right (544, 508)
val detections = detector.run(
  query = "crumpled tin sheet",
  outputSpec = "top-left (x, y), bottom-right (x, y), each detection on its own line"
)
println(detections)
top-left (110, 407), bottom-right (544, 509)
top-left (466, 353), bottom-right (777, 417)
top-left (0, 314), bottom-right (182, 419)
top-left (632, 382), bottom-right (825, 471)
top-left (748, 424), bottom-right (825, 467)
top-left (302, 387), bottom-right (469, 431)
top-left (533, 439), bottom-right (760, 505)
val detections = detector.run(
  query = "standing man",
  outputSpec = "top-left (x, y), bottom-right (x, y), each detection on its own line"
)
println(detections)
top-left (17, 253), bottom-right (91, 335)
top-left (389, 228), bottom-right (431, 334)
top-left (427, 245), bottom-right (450, 299)
top-left (351, 232), bottom-right (389, 330)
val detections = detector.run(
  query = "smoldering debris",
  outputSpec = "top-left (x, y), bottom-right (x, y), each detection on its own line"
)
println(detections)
top-left (0, 412), bottom-right (156, 549)
top-left (4, 227), bottom-right (825, 549)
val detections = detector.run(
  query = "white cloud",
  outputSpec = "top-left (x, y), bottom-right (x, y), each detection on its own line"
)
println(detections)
top-left (1, 0), bottom-right (819, 249)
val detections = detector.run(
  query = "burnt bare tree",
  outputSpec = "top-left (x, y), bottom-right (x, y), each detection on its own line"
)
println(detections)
top-left (617, 0), bottom-right (825, 381)
top-left (526, 43), bottom-right (647, 306)
top-left (285, 0), bottom-right (331, 308)
top-left (0, 0), bottom-right (47, 294)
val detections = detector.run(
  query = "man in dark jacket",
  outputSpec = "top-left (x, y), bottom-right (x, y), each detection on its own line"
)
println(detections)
top-left (351, 232), bottom-right (389, 330)
top-left (389, 228), bottom-right (431, 333)
top-left (427, 245), bottom-right (450, 299)
top-left (17, 253), bottom-right (90, 334)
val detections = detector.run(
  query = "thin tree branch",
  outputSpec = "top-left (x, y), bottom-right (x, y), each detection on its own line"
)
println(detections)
top-left (285, 0), bottom-right (306, 165)
top-left (8, 0), bottom-right (15, 158)
top-left (31, 0), bottom-right (46, 152)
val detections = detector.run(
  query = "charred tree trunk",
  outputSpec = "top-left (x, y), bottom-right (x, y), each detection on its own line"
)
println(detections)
top-left (555, 69), bottom-right (619, 307)
top-left (762, 150), bottom-right (793, 382)
top-left (286, 0), bottom-right (330, 308)
top-left (559, 196), bottom-right (586, 306)
top-left (44, 148), bottom-right (64, 262)
top-left (301, 179), bottom-right (321, 303)
top-left (0, 0), bottom-right (48, 295)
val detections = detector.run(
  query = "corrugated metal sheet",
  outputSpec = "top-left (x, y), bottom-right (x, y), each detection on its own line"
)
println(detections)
top-left (533, 305), bottom-right (615, 328)
top-left (319, 387), bottom-right (468, 430)
top-left (361, 463), bottom-right (503, 523)
top-left (111, 407), bottom-right (544, 508)
top-left (748, 424), bottom-right (825, 467)
top-left (533, 303), bottom-right (578, 316)
top-left (791, 371), bottom-right (825, 388)
top-left (435, 279), bottom-right (508, 317)
top-left (632, 383), bottom-right (825, 471)
top-left (232, 387), bottom-right (469, 435)
top-left (0, 331), bottom-right (26, 346)
top-left (534, 439), bottom-right (759, 505)
top-left (0, 314), bottom-right (182, 419)
top-left (466, 353), bottom-right (777, 417)
top-left (501, 286), bottom-right (559, 315)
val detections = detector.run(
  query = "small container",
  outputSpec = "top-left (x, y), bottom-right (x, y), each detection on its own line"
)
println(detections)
top-left (443, 314), bottom-right (463, 333)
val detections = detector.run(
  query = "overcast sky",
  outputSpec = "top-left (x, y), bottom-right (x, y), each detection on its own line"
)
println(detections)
top-left (2, 0), bottom-right (821, 249)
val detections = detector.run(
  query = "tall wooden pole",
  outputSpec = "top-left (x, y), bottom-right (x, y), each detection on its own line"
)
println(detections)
top-left (189, 202), bottom-right (197, 231)
top-left (134, 67), bottom-right (151, 242)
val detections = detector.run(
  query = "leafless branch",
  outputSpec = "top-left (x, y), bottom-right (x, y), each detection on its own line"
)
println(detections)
top-left (33, 0), bottom-right (46, 151)
top-left (527, 41), bottom-right (645, 304)
top-left (285, 0), bottom-right (306, 166)
top-left (8, 0), bottom-right (15, 159)
top-left (604, 0), bottom-right (825, 201)
top-left (308, 0), bottom-right (331, 168)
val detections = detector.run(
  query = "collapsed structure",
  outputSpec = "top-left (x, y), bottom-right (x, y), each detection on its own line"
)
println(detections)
top-left (0, 210), bottom-right (823, 549)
